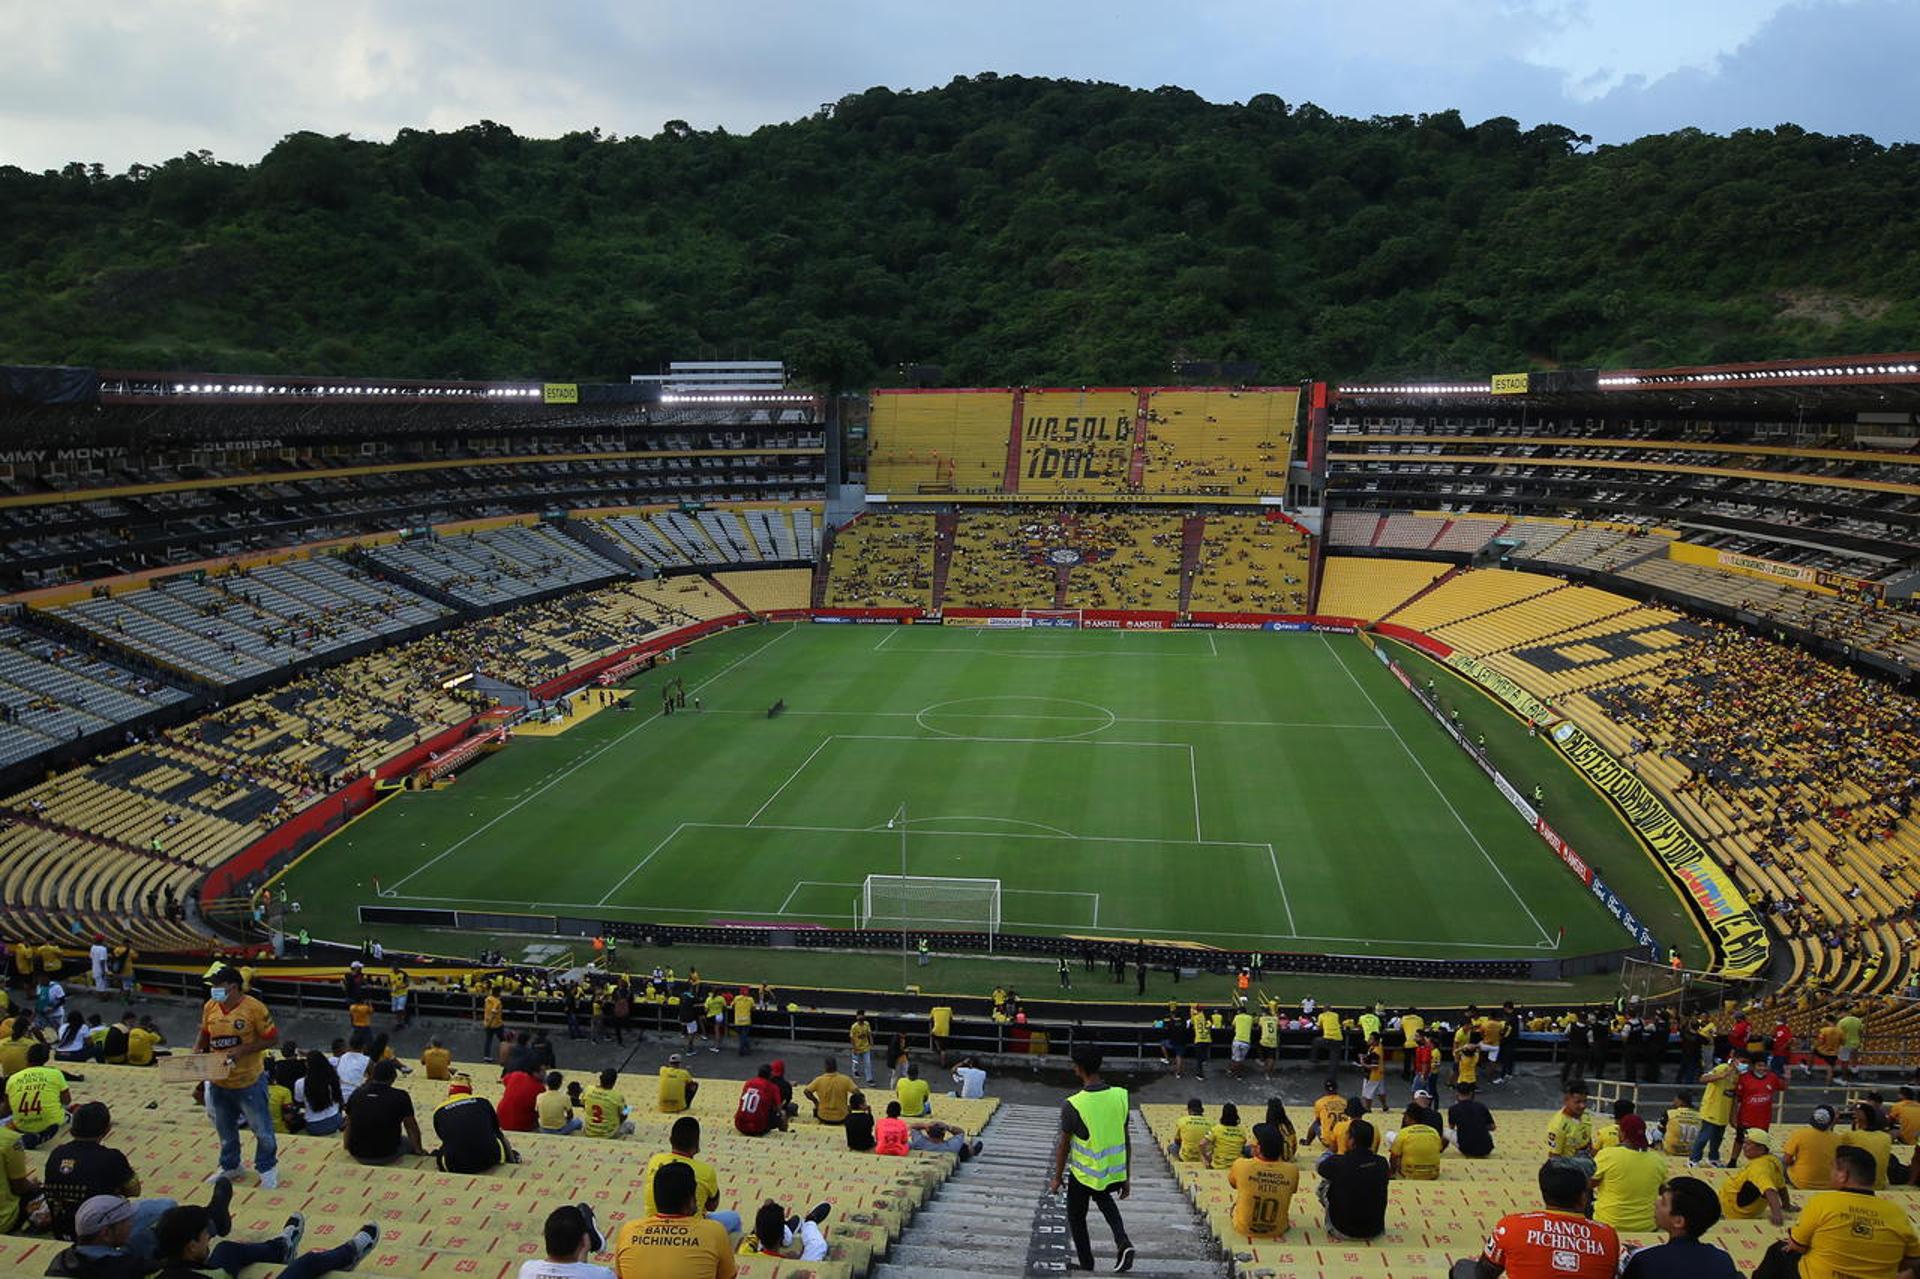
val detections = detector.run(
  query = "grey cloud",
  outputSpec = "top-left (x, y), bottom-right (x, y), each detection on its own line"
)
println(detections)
top-left (0, 0), bottom-right (1911, 173)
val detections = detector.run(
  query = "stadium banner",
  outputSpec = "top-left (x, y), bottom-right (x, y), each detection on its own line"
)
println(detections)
top-left (1491, 771), bottom-right (1541, 827)
top-left (1490, 372), bottom-right (1531, 395)
top-left (1171, 620), bottom-right (1215, 630)
top-left (810, 607), bottom-right (922, 624)
top-left (986, 616), bottom-right (1032, 628)
top-left (942, 616), bottom-right (993, 628)
top-left (1548, 721), bottom-right (1769, 976)
top-left (1444, 652), bottom-right (1560, 726)
top-left (1382, 652), bottom-right (1657, 952)
top-left (811, 615), bottom-right (853, 624)
top-left (1030, 617), bottom-right (1081, 628)
top-left (1816, 568), bottom-right (1885, 599)
top-left (1717, 550), bottom-right (1817, 585)
top-left (541, 382), bottom-right (580, 404)
top-left (1355, 628), bottom-right (1377, 654)
top-left (1587, 872), bottom-right (1656, 949)
top-left (1673, 540), bottom-right (1823, 590)
top-left (1536, 819), bottom-right (1594, 886)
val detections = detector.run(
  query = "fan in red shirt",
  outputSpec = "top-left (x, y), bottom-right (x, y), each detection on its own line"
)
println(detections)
top-left (1469, 1162), bottom-right (1618, 1279)
top-left (1768, 1021), bottom-right (1794, 1074)
top-left (496, 1068), bottom-right (542, 1132)
top-left (1734, 1056), bottom-right (1786, 1137)
top-left (734, 1063), bottom-right (789, 1136)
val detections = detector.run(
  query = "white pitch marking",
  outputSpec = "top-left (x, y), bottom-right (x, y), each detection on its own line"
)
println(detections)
top-left (747, 735), bottom-right (838, 826)
top-left (1321, 634), bottom-right (1554, 947)
top-left (385, 624), bottom-right (795, 896)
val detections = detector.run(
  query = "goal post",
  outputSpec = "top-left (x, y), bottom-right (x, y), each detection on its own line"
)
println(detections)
top-left (1020, 608), bottom-right (1082, 628)
top-left (858, 875), bottom-right (1003, 948)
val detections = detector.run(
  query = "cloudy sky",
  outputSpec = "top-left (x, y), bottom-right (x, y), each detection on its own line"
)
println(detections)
top-left (3, 0), bottom-right (1914, 172)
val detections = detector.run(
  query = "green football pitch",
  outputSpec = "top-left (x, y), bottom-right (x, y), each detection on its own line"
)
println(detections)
top-left (283, 622), bottom-right (1697, 963)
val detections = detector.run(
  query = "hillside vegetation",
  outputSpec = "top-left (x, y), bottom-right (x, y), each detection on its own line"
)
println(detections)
top-left (2, 75), bottom-right (1917, 385)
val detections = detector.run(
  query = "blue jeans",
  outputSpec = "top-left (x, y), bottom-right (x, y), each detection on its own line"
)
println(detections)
top-left (304, 1112), bottom-right (342, 1137)
top-left (209, 1237), bottom-right (357, 1278)
top-left (737, 1026), bottom-right (751, 1055)
top-left (128, 1197), bottom-right (179, 1264)
top-left (15, 1123), bottom-right (62, 1150)
top-left (708, 1210), bottom-right (742, 1234)
top-left (851, 1050), bottom-right (872, 1082)
top-left (1690, 1120), bottom-right (1725, 1164)
top-left (541, 1117), bottom-right (583, 1136)
top-left (207, 1076), bottom-right (278, 1175)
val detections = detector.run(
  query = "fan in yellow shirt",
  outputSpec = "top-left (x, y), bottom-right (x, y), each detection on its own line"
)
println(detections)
top-left (1544, 1088), bottom-right (1593, 1161)
top-left (1720, 1131), bottom-right (1790, 1226)
top-left (620, 1159), bottom-right (738, 1279)
top-left (1229, 1128), bottom-right (1299, 1238)
top-left (583, 1068), bottom-right (634, 1139)
top-left (1660, 1095), bottom-right (1701, 1156)
top-left (1390, 1109), bottom-right (1446, 1180)
top-left (1782, 1108), bottom-right (1844, 1191)
top-left (1589, 1115), bottom-right (1663, 1231)
top-left (1788, 1146), bottom-right (1920, 1279)
top-left (895, 1066), bottom-right (931, 1117)
top-left (1170, 1099), bottom-right (1211, 1164)
top-left (658, 1057), bottom-right (696, 1113)
top-left (125, 1023), bottom-right (164, 1067)
top-left (1310, 1084), bottom-right (1347, 1149)
top-left (420, 1040), bottom-right (452, 1080)
top-left (1204, 1105), bottom-right (1249, 1171)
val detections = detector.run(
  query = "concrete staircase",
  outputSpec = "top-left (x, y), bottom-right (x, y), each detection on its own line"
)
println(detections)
top-left (873, 1103), bottom-right (1223, 1279)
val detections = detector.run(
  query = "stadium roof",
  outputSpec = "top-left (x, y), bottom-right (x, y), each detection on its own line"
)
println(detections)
top-left (0, 365), bottom-right (821, 409)
top-left (1338, 352), bottom-right (1920, 411)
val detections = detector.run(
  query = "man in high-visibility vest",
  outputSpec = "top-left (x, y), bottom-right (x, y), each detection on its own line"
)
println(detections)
top-left (1049, 1047), bottom-right (1136, 1273)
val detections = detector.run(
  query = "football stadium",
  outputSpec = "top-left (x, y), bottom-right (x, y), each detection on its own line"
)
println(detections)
top-left (0, 353), bottom-right (1916, 1278)
top-left (6, 23), bottom-right (1920, 1272)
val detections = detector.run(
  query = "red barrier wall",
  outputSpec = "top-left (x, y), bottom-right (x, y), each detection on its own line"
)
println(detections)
top-left (196, 709), bottom-right (504, 905)
top-left (529, 613), bottom-right (752, 699)
top-left (1371, 623), bottom-right (1454, 658)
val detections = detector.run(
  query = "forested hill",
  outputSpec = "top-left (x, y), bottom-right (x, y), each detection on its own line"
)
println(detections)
top-left (3, 74), bottom-right (1918, 386)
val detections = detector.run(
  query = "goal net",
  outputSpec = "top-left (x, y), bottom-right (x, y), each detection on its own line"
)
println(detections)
top-left (858, 875), bottom-right (1002, 946)
top-left (1020, 608), bottom-right (1082, 628)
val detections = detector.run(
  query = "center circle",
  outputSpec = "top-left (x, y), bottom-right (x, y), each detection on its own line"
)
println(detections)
top-left (915, 695), bottom-right (1117, 741)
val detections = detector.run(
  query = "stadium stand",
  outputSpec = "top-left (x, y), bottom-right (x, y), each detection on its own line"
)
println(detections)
top-left (866, 391), bottom-right (1013, 495)
top-left (1056, 512), bottom-right (1186, 612)
top-left (0, 1057), bottom-right (997, 1279)
top-left (1184, 514), bottom-right (1311, 615)
top-left (1141, 389), bottom-right (1296, 497)
top-left (0, 563), bottom-right (800, 946)
top-left (715, 568), bottom-right (813, 614)
top-left (821, 514), bottom-right (935, 609)
top-left (0, 623), bottom-right (190, 767)
top-left (362, 525), bottom-right (623, 610)
top-left (1017, 390), bottom-right (1139, 496)
top-left (1385, 568), bottom-right (1571, 633)
top-left (1138, 1101), bottom-right (1888, 1276)
top-left (941, 511), bottom-right (1062, 609)
top-left (1336, 557), bottom-right (1920, 993)
top-left (1313, 558), bottom-right (1450, 622)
